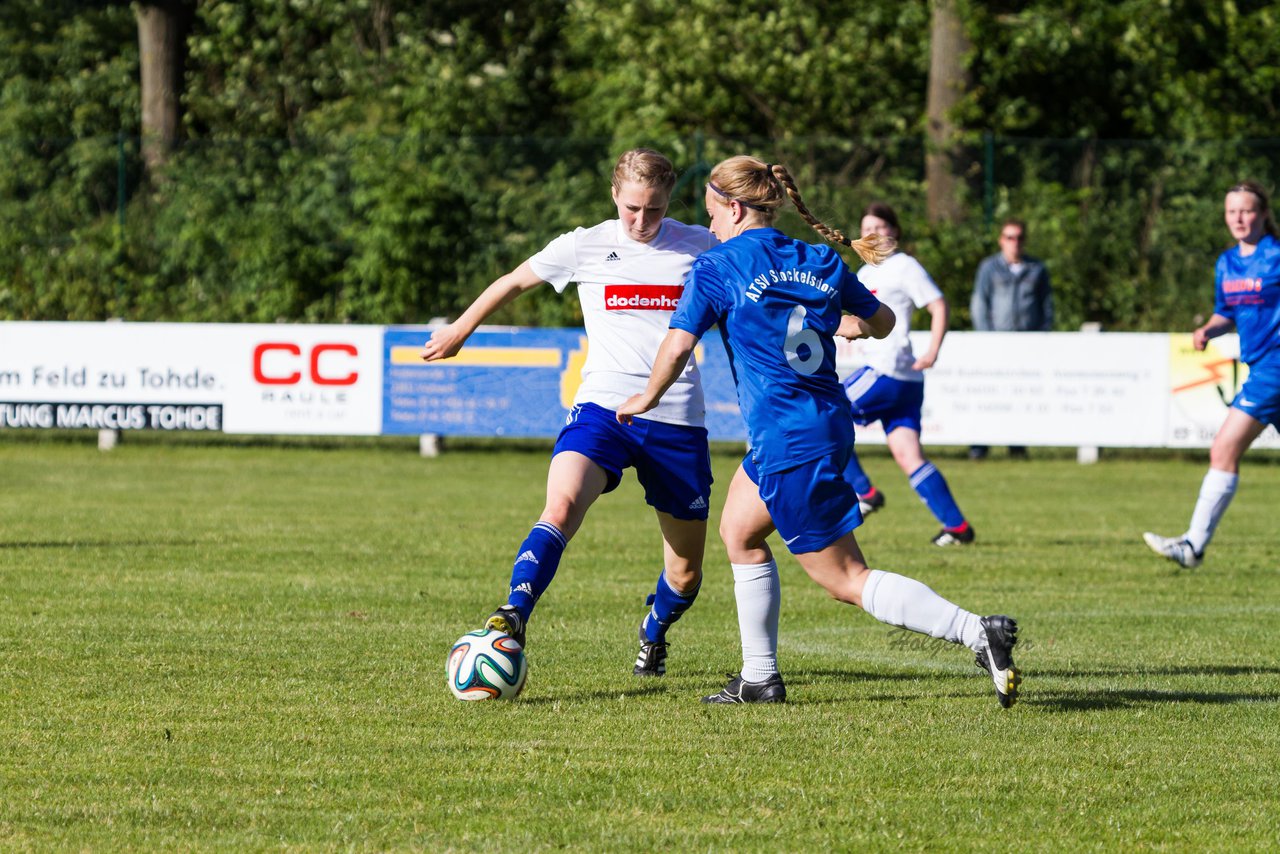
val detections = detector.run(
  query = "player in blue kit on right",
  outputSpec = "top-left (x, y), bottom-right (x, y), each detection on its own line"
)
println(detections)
top-left (1145, 180), bottom-right (1280, 568)
top-left (618, 156), bottom-right (1021, 707)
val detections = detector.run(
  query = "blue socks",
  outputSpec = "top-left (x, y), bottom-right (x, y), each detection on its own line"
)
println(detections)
top-left (641, 570), bottom-right (700, 643)
top-left (505, 523), bottom-right (700, 640)
top-left (505, 521), bottom-right (568, 620)
top-left (842, 449), bottom-right (874, 496)
top-left (910, 461), bottom-right (965, 529)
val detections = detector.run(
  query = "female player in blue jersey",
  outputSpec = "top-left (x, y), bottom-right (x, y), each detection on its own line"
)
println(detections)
top-left (424, 149), bottom-right (716, 676)
top-left (617, 155), bottom-right (1021, 707)
top-left (1145, 180), bottom-right (1280, 568)
top-left (839, 202), bottom-right (975, 547)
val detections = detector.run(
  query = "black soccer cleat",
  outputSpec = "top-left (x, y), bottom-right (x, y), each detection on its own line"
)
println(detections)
top-left (634, 636), bottom-right (669, 677)
top-left (974, 615), bottom-right (1020, 708)
top-left (701, 672), bottom-right (787, 704)
top-left (484, 605), bottom-right (526, 649)
top-left (858, 487), bottom-right (886, 516)
top-left (932, 523), bottom-right (975, 547)
top-left (633, 619), bottom-right (669, 676)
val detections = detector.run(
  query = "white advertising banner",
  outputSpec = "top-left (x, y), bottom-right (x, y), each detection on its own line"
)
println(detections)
top-left (1, 322), bottom-right (1275, 448)
top-left (0, 322), bottom-right (383, 435)
top-left (217, 325), bottom-right (383, 435)
top-left (837, 331), bottom-right (1278, 449)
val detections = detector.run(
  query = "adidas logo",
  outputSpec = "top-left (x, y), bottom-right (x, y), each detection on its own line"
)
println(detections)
top-left (605, 251), bottom-right (621, 261)
top-left (688, 495), bottom-right (708, 511)
top-left (515, 550), bottom-right (539, 565)
top-left (512, 582), bottom-right (534, 597)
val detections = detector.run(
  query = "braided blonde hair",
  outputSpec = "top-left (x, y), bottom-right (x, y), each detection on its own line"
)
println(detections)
top-left (708, 155), bottom-right (894, 265)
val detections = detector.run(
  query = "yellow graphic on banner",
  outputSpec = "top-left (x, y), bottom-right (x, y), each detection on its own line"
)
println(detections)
top-left (1166, 335), bottom-right (1247, 444)
top-left (558, 339), bottom-right (707, 410)
top-left (561, 336), bottom-right (589, 409)
top-left (1169, 337), bottom-right (1245, 399)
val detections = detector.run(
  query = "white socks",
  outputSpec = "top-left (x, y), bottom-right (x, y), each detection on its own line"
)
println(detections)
top-left (730, 563), bottom-right (986, 677)
top-left (731, 560), bottom-right (780, 683)
top-left (1185, 468), bottom-right (1238, 554)
top-left (861, 569), bottom-right (984, 651)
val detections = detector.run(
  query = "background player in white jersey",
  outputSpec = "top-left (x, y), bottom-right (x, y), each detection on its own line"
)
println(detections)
top-left (423, 149), bottom-right (716, 676)
top-left (1144, 180), bottom-right (1280, 568)
top-left (617, 156), bottom-right (1021, 707)
top-left (840, 202), bottom-right (975, 547)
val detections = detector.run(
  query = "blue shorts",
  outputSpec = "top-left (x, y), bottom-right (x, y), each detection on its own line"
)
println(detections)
top-left (553, 402), bottom-right (712, 521)
top-left (842, 366), bottom-right (923, 434)
top-left (743, 446), bottom-right (862, 554)
top-left (1233, 358), bottom-right (1280, 428)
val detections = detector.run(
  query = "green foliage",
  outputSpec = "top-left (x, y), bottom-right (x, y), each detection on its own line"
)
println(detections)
top-left (0, 1), bottom-right (136, 319)
top-left (560, 0), bottom-right (930, 140)
top-left (0, 0), bottom-right (1278, 328)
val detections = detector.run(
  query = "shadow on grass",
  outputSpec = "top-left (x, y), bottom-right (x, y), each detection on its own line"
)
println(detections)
top-left (516, 682), bottom-right (670, 705)
top-left (1027, 688), bottom-right (1280, 711)
top-left (1034, 664), bottom-right (1280, 677)
top-left (773, 665), bottom-right (1280, 708)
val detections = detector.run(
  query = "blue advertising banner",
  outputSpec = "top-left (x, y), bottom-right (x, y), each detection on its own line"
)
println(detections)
top-left (382, 325), bottom-right (747, 440)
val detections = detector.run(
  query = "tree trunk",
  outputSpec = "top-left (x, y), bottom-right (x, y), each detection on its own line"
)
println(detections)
top-left (925, 0), bottom-right (972, 225)
top-left (136, 2), bottom-right (192, 175)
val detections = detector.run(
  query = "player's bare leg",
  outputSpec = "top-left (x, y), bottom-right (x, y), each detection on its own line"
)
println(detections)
top-left (634, 512), bottom-right (706, 676)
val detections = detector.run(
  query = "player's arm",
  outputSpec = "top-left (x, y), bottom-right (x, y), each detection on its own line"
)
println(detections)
top-left (1192, 313), bottom-right (1235, 352)
top-left (616, 329), bottom-right (700, 425)
top-left (912, 297), bottom-right (949, 371)
top-left (836, 303), bottom-right (896, 341)
top-left (422, 260), bottom-right (545, 361)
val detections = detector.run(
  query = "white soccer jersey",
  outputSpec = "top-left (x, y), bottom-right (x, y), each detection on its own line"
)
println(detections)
top-left (855, 252), bottom-right (944, 382)
top-left (528, 218), bottom-right (716, 426)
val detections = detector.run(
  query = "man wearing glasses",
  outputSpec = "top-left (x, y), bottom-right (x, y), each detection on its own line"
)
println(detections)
top-left (969, 219), bottom-right (1055, 460)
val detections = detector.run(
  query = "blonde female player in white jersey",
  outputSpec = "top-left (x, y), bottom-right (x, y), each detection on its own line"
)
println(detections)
top-left (422, 149), bottom-right (716, 678)
top-left (839, 202), bottom-right (975, 547)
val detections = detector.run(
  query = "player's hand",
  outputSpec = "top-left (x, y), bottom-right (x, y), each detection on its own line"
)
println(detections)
top-left (1192, 326), bottom-right (1210, 352)
top-left (911, 353), bottom-right (937, 371)
top-left (615, 394), bottom-right (654, 425)
top-left (835, 315), bottom-right (867, 340)
top-left (422, 325), bottom-right (465, 362)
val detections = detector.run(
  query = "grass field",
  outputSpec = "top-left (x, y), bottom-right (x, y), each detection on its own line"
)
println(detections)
top-left (2, 433), bottom-right (1279, 851)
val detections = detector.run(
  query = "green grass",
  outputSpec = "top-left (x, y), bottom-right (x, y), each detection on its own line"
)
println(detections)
top-left (2, 434), bottom-right (1279, 851)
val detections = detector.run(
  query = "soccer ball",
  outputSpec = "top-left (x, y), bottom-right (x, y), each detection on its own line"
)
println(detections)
top-left (445, 628), bottom-right (528, 701)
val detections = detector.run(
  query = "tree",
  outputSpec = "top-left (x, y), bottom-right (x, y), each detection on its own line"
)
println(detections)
top-left (135, 0), bottom-right (194, 174)
top-left (924, 0), bottom-right (971, 225)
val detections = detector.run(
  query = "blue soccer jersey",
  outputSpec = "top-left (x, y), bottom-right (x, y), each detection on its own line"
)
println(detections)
top-left (671, 228), bottom-right (883, 475)
top-left (1215, 233), bottom-right (1280, 366)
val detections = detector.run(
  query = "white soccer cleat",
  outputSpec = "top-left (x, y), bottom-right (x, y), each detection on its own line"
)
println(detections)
top-left (1143, 532), bottom-right (1202, 568)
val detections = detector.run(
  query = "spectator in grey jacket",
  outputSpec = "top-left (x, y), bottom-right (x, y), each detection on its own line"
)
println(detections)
top-left (969, 218), bottom-right (1053, 459)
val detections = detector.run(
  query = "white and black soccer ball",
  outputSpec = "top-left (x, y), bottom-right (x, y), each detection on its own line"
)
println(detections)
top-left (446, 628), bottom-right (528, 701)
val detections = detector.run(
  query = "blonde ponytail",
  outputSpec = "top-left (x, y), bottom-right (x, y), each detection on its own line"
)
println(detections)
top-left (708, 155), bottom-right (895, 265)
top-left (770, 164), bottom-right (895, 265)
